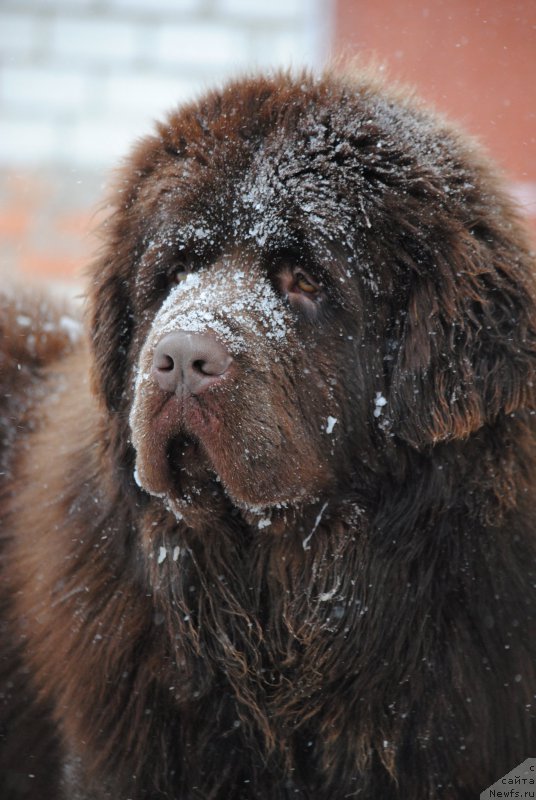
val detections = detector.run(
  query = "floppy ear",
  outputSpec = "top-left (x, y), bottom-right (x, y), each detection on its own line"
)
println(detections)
top-left (89, 260), bottom-right (133, 414)
top-left (388, 226), bottom-right (536, 449)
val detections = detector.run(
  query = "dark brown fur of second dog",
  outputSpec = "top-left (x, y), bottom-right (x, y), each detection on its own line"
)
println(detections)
top-left (1, 71), bottom-right (535, 799)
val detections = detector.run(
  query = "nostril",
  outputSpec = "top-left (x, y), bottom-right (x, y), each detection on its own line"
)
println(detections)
top-left (154, 353), bottom-right (175, 373)
top-left (192, 358), bottom-right (209, 375)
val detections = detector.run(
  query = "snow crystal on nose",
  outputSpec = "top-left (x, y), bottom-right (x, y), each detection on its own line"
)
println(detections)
top-left (148, 267), bottom-right (288, 355)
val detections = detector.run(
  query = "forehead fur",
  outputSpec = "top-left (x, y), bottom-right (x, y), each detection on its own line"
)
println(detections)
top-left (112, 70), bottom-right (492, 269)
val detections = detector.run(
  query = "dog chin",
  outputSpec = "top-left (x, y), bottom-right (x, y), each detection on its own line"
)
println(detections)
top-left (135, 430), bottom-right (319, 521)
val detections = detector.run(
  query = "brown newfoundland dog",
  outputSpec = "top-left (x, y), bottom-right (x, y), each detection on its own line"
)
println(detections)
top-left (1, 71), bottom-right (535, 799)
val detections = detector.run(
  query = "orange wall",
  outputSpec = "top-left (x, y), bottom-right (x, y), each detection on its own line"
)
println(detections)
top-left (334, 0), bottom-right (535, 183)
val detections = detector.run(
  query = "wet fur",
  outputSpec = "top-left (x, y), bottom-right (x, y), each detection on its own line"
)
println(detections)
top-left (1, 71), bottom-right (535, 799)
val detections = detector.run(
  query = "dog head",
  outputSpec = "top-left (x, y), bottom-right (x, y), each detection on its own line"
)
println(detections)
top-left (88, 72), bottom-right (536, 515)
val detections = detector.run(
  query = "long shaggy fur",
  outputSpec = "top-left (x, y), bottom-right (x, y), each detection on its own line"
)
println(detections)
top-left (1, 71), bottom-right (535, 799)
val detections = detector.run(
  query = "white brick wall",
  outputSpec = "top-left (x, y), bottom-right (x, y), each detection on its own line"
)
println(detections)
top-left (2, 67), bottom-right (90, 113)
top-left (218, 0), bottom-right (311, 20)
top-left (49, 18), bottom-right (140, 65)
top-left (0, 120), bottom-right (58, 167)
top-left (110, 0), bottom-right (200, 12)
top-left (0, 13), bottom-right (41, 58)
top-left (104, 74), bottom-right (198, 117)
top-left (0, 0), bottom-right (333, 168)
top-left (155, 23), bottom-right (250, 68)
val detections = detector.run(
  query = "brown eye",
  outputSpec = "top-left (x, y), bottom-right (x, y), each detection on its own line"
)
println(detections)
top-left (275, 262), bottom-right (324, 315)
top-left (294, 270), bottom-right (320, 295)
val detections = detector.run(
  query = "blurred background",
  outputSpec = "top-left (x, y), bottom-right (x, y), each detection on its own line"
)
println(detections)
top-left (0, 0), bottom-right (534, 293)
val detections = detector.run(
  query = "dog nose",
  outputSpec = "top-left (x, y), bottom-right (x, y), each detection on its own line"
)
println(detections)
top-left (152, 331), bottom-right (233, 395)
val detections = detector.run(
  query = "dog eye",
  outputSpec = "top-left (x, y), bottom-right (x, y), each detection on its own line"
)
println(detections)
top-left (291, 269), bottom-right (322, 298)
top-left (173, 271), bottom-right (189, 284)
top-left (272, 261), bottom-right (324, 314)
